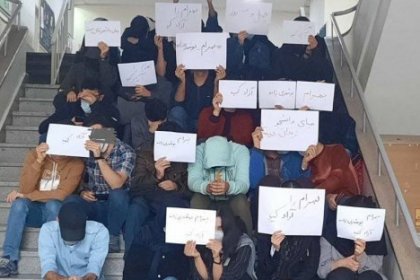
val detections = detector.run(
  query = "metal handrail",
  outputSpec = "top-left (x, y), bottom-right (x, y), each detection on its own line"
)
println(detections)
top-left (50, 0), bottom-right (70, 84)
top-left (331, 7), bottom-right (420, 248)
top-left (0, 0), bottom-right (21, 56)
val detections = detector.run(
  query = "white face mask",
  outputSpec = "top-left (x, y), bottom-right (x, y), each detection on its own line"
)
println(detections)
top-left (80, 100), bottom-right (92, 114)
top-left (215, 230), bottom-right (224, 242)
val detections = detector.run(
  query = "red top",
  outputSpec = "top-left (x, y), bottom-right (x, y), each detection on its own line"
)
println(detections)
top-left (197, 107), bottom-right (255, 147)
top-left (309, 144), bottom-right (360, 196)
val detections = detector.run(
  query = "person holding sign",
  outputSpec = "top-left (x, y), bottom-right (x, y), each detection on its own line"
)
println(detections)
top-left (256, 179), bottom-right (321, 280)
top-left (197, 92), bottom-right (255, 147)
top-left (318, 196), bottom-right (387, 280)
top-left (184, 207), bottom-right (257, 280)
top-left (188, 136), bottom-right (253, 235)
top-left (0, 144), bottom-right (84, 278)
top-left (168, 65), bottom-right (226, 132)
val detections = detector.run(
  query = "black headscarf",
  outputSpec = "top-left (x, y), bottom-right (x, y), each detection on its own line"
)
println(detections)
top-left (323, 195), bottom-right (388, 256)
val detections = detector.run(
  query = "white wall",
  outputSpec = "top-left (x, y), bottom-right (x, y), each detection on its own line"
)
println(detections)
top-left (73, 4), bottom-right (300, 52)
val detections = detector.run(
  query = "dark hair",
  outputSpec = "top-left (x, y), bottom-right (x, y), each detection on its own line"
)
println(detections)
top-left (294, 16), bottom-right (310, 22)
top-left (281, 180), bottom-right (303, 189)
top-left (339, 195), bottom-right (377, 208)
top-left (81, 78), bottom-right (100, 91)
top-left (83, 114), bottom-right (118, 130)
top-left (218, 206), bottom-right (244, 261)
top-left (145, 98), bottom-right (168, 122)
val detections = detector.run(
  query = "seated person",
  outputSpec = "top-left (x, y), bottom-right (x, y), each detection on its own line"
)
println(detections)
top-left (270, 16), bottom-right (332, 82)
top-left (168, 65), bottom-right (226, 132)
top-left (184, 207), bottom-right (257, 280)
top-left (125, 121), bottom-right (190, 251)
top-left (188, 136), bottom-right (253, 234)
top-left (226, 31), bottom-right (247, 80)
top-left (301, 143), bottom-right (361, 210)
top-left (318, 195), bottom-right (387, 280)
top-left (198, 92), bottom-right (255, 147)
top-left (39, 78), bottom-right (120, 140)
top-left (256, 179), bottom-right (320, 280)
top-left (242, 34), bottom-right (276, 81)
top-left (39, 202), bottom-right (109, 280)
top-left (65, 115), bottom-right (135, 253)
top-left (0, 143), bottom-right (84, 277)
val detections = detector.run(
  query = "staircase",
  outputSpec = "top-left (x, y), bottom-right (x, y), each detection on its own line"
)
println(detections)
top-left (0, 84), bottom-right (124, 280)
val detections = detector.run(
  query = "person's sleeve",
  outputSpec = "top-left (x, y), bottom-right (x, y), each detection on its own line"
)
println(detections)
top-left (116, 148), bottom-right (136, 179)
top-left (197, 107), bottom-right (225, 140)
top-left (256, 235), bottom-right (276, 279)
top-left (131, 152), bottom-right (158, 194)
top-left (317, 237), bottom-right (334, 279)
top-left (227, 145), bottom-right (250, 195)
top-left (220, 246), bottom-right (251, 280)
top-left (188, 145), bottom-right (209, 195)
top-left (25, 159), bottom-right (85, 201)
top-left (86, 224), bottom-right (110, 277)
top-left (19, 150), bottom-right (43, 195)
top-left (117, 86), bottom-right (136, 101)
top-left (38, 224), bottom-right (59, 278)
top-left (249, 148), bottom-right (265, 191)
top-left (281, 152), bottom-right (312, 181)
top-left (205, 12), bottom-right (223, 33)
top-left (294, 237), bottom-right (321, 280)
top-left (358, 254), bottom-right (384, 274)
top-left (99, 59), bottom-right (118, 88)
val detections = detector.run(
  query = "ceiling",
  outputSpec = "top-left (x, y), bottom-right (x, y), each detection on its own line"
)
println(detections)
top-left (74, 0), bottom-right (309, 13)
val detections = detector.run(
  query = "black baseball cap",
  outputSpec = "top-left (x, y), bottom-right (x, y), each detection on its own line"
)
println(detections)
top-left (58, 202), bottom-right (87, 242)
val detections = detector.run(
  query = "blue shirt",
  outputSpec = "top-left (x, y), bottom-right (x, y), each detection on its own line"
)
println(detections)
top-left (38, 220), bottom-right (109, 279)
top-left (86, 138), bottom-right (136, 194)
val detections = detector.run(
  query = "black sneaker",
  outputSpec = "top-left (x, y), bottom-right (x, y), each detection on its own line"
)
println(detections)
top-left (0, 257), bottom-right (18, 277)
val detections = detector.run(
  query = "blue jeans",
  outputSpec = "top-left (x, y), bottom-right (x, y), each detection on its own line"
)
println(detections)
top-left (124, 197), bottom-right (150, 252)
top-left (167, 106), bottom-right (197, 133)
top-left (64, 189), bottom-right (129, 236)
top-left (3, 198), bottom-right (62, 261)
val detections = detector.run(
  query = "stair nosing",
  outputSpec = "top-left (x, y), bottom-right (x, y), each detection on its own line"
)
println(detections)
top-left (24, 84), bottom-right (60, 89)
top-left (0, 143), bottom-right (36, 148)
top-left (19, 97), bottom-right (54, 102)
top-left (12, 112), bottom-right (51, 117)
top-left (6, 126), bottom-right (39, 131)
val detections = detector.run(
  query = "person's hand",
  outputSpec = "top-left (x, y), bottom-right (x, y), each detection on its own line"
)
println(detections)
top-left (327, 194), bottom-right (338, 210)
top-left (274, 105), bottom-right (284, 110)
top-left (299, 105), bottom-right (310, 111)
top-left (212, 93), bottom-right (223, 117)
top-left (354, 239), bottom-right (366, 257)
top-left (67, 91), bottom-right (77, 103)
top-left (215, 65), bottom-right (226, 82)
top-left (339, 255), bottom-right (360, 272)
top-left (85, 140), bottom-right (102, 157)
top-left (173, 0), bottom-right (179, 3)
top-left (134, 85), bottom-right (152, 98)
top-left (208, 181), bottom-right (229, 196)
top-left (271, 230), bottom-right (286, 251)
top-left (68, 276), bottom-right (82, 280)
top-left (81, 190), bottom-right (97, 202)
top-left (35, 143), bottom-right (49, 164)
top-left (175, 64), bottom-right (186, 82)
top-left (207, 239), bottom-right (223, 257)
top-left (6, 190), bottom-right (24, 203)
top-left (155, 157), bottom-right (171, 180)
top-left (307, 35), bottom-right (318, 51)
top-left (302, 144), bottom-right (317, 166)
top-left (252, 127), bottom-right (263, 149)
top-left (78, 91), bottom-right (99, 105)
top-left (98, 41), bottom-right (109, 59)
top-left (184, 240), bottom-right (200, 258)
top-left (154, 35), bottom-right (163, 50)
top-left (158, 180), bottom-right (177, 191)
top-left (238, 31), bottom-right (248, 45)
top-left (127, 36), bottom-right (139, 45)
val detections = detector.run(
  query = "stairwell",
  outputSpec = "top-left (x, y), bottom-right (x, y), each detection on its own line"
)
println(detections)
top-left (0, 84), bottom-right (124, 280)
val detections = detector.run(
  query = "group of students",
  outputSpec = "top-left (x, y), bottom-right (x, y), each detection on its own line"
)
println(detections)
top-left (0, 0), bottom-right (388, 279)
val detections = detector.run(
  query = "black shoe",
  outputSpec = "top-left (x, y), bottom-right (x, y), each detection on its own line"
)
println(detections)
top-left (0, 257), bottom-right (18, 277)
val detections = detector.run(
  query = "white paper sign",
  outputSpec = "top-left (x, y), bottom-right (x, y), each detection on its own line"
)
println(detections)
top-left (118, 61), bottom-right (157, 87)
top-left (258, 187), bottom-right (326, 235)
top-left (166, 207), bottom-right (216, 245)
top-left (219, 80), bottom-right (257, 109)
top-left (258, 81), bottom-right (297, 109)
top-left (85, 21), bottom-right (121, 47)
top-left (296, 81), bottom-right (335, 111)
top-left (46, 124), bottom-right (90, 158)
top-left (281, 20), bottom-right (316, 45)
top-left (176, 33), bottom-right (227, 69)
top-left (154, 131), bottom-right (197, 163)
top-left (260, 110), bottom-right (319, 151)
top-left (155, 3), bottom-right (202, 37)
top-left (337, 206), bottom-right (386, 242)
top-left (225, 0), bottom-right (272, 35)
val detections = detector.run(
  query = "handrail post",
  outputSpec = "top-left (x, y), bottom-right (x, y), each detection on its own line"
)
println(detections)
top-left (331, 21), bottom-right (334, 49)
top-left (378, 148), bottom-right (382, 176)
top-left (350, 79), bottom-right (354, 98)
top-left (3, 36), bottom-right (7, 56)
top-left (395, 197), bottom-right (400, 227)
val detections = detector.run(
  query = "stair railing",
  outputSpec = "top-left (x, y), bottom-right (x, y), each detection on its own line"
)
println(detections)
top-left (0, 0), bottom-right (21, 57)
top-left (331, 5), bottom-right (420, 248)
top-left (50, 0), bottom-right (71, 85)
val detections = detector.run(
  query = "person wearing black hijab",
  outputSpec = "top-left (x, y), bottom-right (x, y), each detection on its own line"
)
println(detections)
top-left (256, 178), bottom-right (321, 280)
top-left (318, 195), bottom-right (388, 280)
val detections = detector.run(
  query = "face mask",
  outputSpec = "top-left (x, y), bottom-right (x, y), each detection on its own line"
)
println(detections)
top-left (63, 240), bottom-right (78, 246)
top-left (80, 100), bottom-right (91, 114)
top-left (215, 230), bottom-right (224, 242)
top-left (100, 143), bottom-right (109, 153)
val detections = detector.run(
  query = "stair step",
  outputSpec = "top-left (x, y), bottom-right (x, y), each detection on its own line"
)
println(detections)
top-left (0, 144), bottom-right (35, 163)
top-left (24, 84), bottom-right (59, 99)
top-left (0, 164), bottom-right (22, 182)
top-left (5, 126), bottom-right (39, 145)
top-left (18, 98), bottom-right (54, 113)
top-left (12, 112), bottom-right (50, 127)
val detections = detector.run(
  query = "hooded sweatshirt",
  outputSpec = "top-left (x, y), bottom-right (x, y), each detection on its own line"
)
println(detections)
top-left (19, 149), bottom-right (85, 202)
top-left (188, 136), bottom-right (250, 199)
